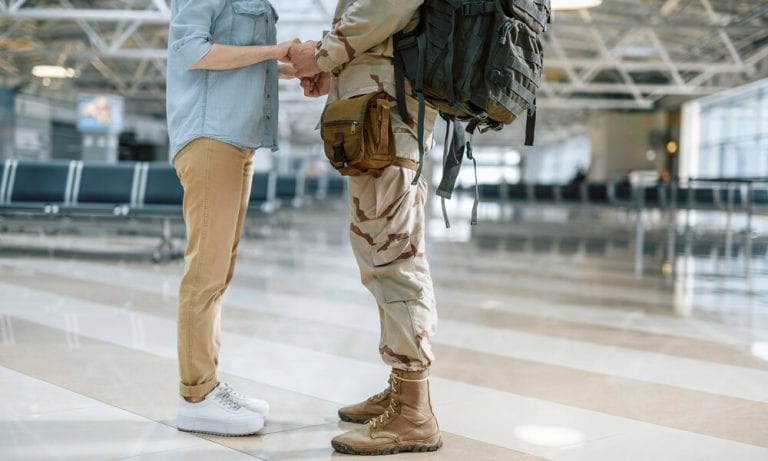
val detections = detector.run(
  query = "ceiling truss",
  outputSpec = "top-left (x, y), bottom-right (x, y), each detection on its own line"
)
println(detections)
top-left (0, 0), bottom-right (767, 145)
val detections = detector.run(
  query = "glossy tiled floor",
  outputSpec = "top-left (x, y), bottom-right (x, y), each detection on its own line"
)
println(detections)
top-left (1, 200), bottom-right (767, 460)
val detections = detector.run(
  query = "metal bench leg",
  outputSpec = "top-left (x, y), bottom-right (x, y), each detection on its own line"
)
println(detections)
top-left (152, 218), bottom-right (177, 262)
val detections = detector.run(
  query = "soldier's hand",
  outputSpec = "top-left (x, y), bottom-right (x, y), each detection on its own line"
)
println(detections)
top-left (290, 40), bottom-right (322, 78)
top-left (300, 72), bottom-right (331, 97)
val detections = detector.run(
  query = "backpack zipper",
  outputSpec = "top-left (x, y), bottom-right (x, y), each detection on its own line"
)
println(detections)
top-left (324, 120), bottom-right (359, 134)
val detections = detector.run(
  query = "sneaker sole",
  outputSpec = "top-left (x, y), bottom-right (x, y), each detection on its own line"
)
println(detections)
top-left (331, 437), bottom-right (443, 455)
top-left (337, 410), bottom-right (372, 425)
top-left (177, 427), bottom-right (261, 437)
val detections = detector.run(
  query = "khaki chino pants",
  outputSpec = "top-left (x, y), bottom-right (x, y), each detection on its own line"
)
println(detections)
top-left (174, 137), bottom-right (254, 398)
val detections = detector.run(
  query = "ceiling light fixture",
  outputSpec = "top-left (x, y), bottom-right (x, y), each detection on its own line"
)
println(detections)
top-left (31, 65), bottom-right (77, 79)
top-left (551, 0), bottom-right (603, 10)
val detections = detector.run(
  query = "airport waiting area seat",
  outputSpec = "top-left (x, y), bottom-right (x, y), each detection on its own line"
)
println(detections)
top-left (586, 183), bottom-right (610, 205)
top-left (275, 174), bottom-right (304, 208)
top-left (249, 171), bottom-right (278, 213)
top-left (466, 178), bottom-right (768, 217)
top-left (3, 160), bottom-right (766, 232)
top-left (132, 163), bottom-right (184, 216)
top-left (560, 184), bottom-right (584, 204)
top-left (0, 159), bottom-right (301, 260)
top-left (326, 176), bottom-right (347, 199)
top-left (64, 162), bottom-right (139, 215)
top-left (0, 160), bottom-right (285, 218)
top-left (0, 160), bottom-right (75, 214)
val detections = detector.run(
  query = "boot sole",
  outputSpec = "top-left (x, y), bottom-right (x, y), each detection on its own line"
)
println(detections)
top-left (332, 437), bottom-right (443, 456)
top-left (337, 410), bottom-right (372, 424)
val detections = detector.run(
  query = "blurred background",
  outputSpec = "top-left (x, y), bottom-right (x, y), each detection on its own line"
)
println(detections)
top-left (1, 1), bottom-right (768, 460)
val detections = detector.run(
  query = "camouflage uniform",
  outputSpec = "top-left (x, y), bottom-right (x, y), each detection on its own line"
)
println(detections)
top-left (316, 0), bottom-right (438, 372)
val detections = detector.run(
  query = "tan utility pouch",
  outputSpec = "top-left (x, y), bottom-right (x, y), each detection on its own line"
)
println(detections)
top-left (321, 91), bottom-right (414, 177)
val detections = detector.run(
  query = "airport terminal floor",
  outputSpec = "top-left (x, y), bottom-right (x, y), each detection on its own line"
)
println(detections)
top-left (1, 197), bottom-right (767, 460)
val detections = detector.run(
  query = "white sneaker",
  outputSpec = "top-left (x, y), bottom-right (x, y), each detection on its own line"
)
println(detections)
top-left (177, 383), bottom-right (265, 436)
top-left (218, 382), bottom-right (270, 416)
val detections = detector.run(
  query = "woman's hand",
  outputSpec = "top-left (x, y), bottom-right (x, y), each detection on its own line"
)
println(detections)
top-left (278, 63), bottom-right (296, 80)
top-left (274, 38), bottom-right (301, 63)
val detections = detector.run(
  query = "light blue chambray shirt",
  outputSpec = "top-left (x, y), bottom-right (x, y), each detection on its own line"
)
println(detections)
top-left (166, 0), bottom-right (279, 158)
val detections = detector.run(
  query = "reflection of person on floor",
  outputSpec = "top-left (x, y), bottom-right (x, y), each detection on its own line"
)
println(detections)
top-left (166, 0), bottom-right (297, 437)
top-left (290, 0), bottom-right (443, 455)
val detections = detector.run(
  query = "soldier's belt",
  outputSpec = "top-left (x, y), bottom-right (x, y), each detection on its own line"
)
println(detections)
top-left (321, 91), bottom-right (412, 178)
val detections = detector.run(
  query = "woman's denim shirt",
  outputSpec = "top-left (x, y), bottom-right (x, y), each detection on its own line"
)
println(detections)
top-left (166, 0), bottom-right (279, 157)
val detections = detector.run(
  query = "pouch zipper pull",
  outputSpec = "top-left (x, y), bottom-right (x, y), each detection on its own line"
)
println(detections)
top-left (351, 121), bottom-right (358, 134)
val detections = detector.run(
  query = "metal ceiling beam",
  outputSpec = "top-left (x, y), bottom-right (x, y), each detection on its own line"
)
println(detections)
top-left (546, 59), bottom-right (749, 73)
top-left (0, 9), bottom-right (169, 23)
top-left (548, 83), bottom-right (726, 95)
top-left (5, 48), bottom-right (168, 59)
top-left (537, 98), bottom-right (654, 110)
top-left (2, 9), bottom-right (765, 31)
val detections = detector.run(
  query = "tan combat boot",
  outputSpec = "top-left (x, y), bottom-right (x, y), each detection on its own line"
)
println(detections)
top-left (331, 369), bottom-right (442, 455)
top-left (338, 375), bottom-right (394, 424)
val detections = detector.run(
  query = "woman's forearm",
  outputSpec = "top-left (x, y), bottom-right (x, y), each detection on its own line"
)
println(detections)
top-left (191, 43), bottom-right (280, 70)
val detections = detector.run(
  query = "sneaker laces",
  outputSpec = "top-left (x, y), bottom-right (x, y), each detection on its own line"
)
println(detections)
top-left (213, 387), bottom-right (243, 411)
top-left (220, 383), bottom-right (247, 402)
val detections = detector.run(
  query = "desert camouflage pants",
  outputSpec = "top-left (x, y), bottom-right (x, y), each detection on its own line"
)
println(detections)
top-left (347, 111), bottom-right (437, 372)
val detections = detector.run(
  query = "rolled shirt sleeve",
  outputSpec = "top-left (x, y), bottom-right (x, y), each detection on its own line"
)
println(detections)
top-left (168, 0), bottom-right (227, 69)
top-left (316, 0), bottom-right (423, 73)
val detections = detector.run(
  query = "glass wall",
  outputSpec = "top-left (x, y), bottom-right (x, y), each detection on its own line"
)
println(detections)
top-left (522, 134), bottom-right (591, 184)
top-left (692, 79), bottom-right (768, 178)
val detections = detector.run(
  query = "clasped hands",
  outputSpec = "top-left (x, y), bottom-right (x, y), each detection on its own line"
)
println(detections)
top-left (275, 39), bottom-right (330, 98)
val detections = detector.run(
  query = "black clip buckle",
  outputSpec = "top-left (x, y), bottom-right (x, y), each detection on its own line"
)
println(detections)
top-left (333, 143), bottom-right (347, 165)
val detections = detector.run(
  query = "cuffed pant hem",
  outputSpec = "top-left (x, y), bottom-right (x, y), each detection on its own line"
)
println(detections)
top-left (180, 378), bottom-right (218, 399)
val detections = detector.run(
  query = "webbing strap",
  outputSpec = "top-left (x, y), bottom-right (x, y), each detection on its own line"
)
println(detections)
top-left (504, 54), bottom-right (541, 86)
top-left (511, 0), bottom-right (549, 27)
top-left (411, 32), bottom-right (428, 186)
top-left (515, 44), bottom-right (542, 67)
top-left (489, 87), bottom-right (528, 117)
top-left (525, 99), bottom-right (537, 146)
top-left (440, 119), bottom-right (452, 228)
top-left (461, 0), bottom-right (495, 15)
top-left (394, 51), bottom-right (412, 125)
top-left (489, 70), bottom-right (536, 108)
top-left (465, 131), bottom-right (479, 226)
top-left (445, 10), bottom-right (456, 105)
top-left (412, 91), bottom-right (427, 186)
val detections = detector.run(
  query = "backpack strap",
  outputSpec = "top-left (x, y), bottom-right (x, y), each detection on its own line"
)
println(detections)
top-left (438, 120), bottom-right (453, 228)
top-left (392, 22), bottom-right (421, 127)
top-left (436, 119), bottom-right (468, 227)
top-left (411, 32), bottom-right (429, 186)
top-left (412, 92), bottom-right (427, 186)
top-left (465, 134), bottom-right (480, 226)
top-left (525, 99), bottom-right (536, 146)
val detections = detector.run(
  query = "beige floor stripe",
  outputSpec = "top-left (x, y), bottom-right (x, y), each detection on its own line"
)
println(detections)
top-left (0, 318), bottom-right (540, 461)
top-left (2, 270), bottom-right (768, 448)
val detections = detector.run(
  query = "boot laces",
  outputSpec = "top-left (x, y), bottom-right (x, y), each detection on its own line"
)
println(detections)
top-left (367, 375), bottom-right (395, 403)
top-left (370, 378), bottom-right (400, 429)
